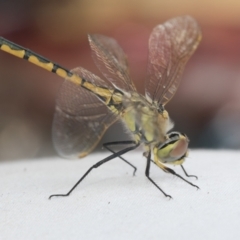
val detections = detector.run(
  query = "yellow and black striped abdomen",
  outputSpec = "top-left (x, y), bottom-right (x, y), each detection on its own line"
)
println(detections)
top-left (0, 37), bottom-right (82, 86)
top-left (0, 37), bottom-right (124, 114)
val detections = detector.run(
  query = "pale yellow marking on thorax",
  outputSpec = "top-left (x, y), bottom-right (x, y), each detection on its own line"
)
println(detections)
top-left (122, 106), bottom-right (136, 132)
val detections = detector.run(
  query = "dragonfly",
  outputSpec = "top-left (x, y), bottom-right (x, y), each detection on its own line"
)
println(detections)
top-left (0, 15), bottom-right (202, 199)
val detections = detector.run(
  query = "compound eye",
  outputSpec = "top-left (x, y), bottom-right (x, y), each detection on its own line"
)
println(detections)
top-left (154, 132), bottom-right (189, 164)
top-left (170, 137), bottom-right (188, 160)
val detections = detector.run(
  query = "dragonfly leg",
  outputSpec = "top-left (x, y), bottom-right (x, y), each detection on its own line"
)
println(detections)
top-left (145, 151), bottom-right (172, 199)
top-left (49, 142), bottom-right (140, 199)
top-left (151, 160), bottom-right (199, 190)
top-left (180, 165), bottom-right (198, 180)
top-left (103, 141), bottom-right (137, 176)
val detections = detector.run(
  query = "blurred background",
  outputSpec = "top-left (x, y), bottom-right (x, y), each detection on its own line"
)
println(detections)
top-left (0, 0), bottom-right (240, 160)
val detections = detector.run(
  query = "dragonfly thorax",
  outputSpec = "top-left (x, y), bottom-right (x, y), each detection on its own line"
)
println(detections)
top-left (121, 93), bottom-right (173, 144)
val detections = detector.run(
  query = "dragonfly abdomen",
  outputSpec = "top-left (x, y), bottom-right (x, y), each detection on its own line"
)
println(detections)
top-left (0, 37), bottom-right (125, 116)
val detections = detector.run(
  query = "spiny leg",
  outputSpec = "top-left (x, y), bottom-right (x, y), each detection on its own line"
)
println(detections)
top-left (180, 165), bottom-right (198, 180)
top-left (103, 141), bottom-right (137, 176)
top-left (151, 160), bottom-right (199, 190)
top-left (145, 151), bottom-right (172, 199)
top-left (49, 142), bottom-right (140, 199)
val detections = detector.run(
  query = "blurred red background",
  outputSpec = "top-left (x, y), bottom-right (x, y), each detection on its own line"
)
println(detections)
top-left (0, 0), bottom-right (240, 160)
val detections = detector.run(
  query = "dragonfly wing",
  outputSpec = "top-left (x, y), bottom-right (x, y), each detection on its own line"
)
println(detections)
top-left (88, 34), bottom-right (137, 92)
top-left (145, 15), bottom-right (202, 106)
top-left (52, 67), bottom-right (119, 158)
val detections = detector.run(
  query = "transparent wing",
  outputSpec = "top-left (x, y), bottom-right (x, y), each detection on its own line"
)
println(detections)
top-left (145, 15), bottom-right (202, 106)
top-left (88, 34), bottom-right (137, 92)
top-left (52, 67), bottom-right (119, 158)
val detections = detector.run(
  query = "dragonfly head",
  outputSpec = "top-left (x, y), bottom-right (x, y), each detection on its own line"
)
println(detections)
top-left (153, 132), bottom-right (189, 165)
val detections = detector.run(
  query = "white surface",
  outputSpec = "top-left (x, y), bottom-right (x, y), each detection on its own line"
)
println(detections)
top-left (1, 150), bottom-right (240, 240)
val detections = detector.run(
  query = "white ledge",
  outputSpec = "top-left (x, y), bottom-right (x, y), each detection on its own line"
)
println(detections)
top-left (1, 150), bottom-right (240, 239)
